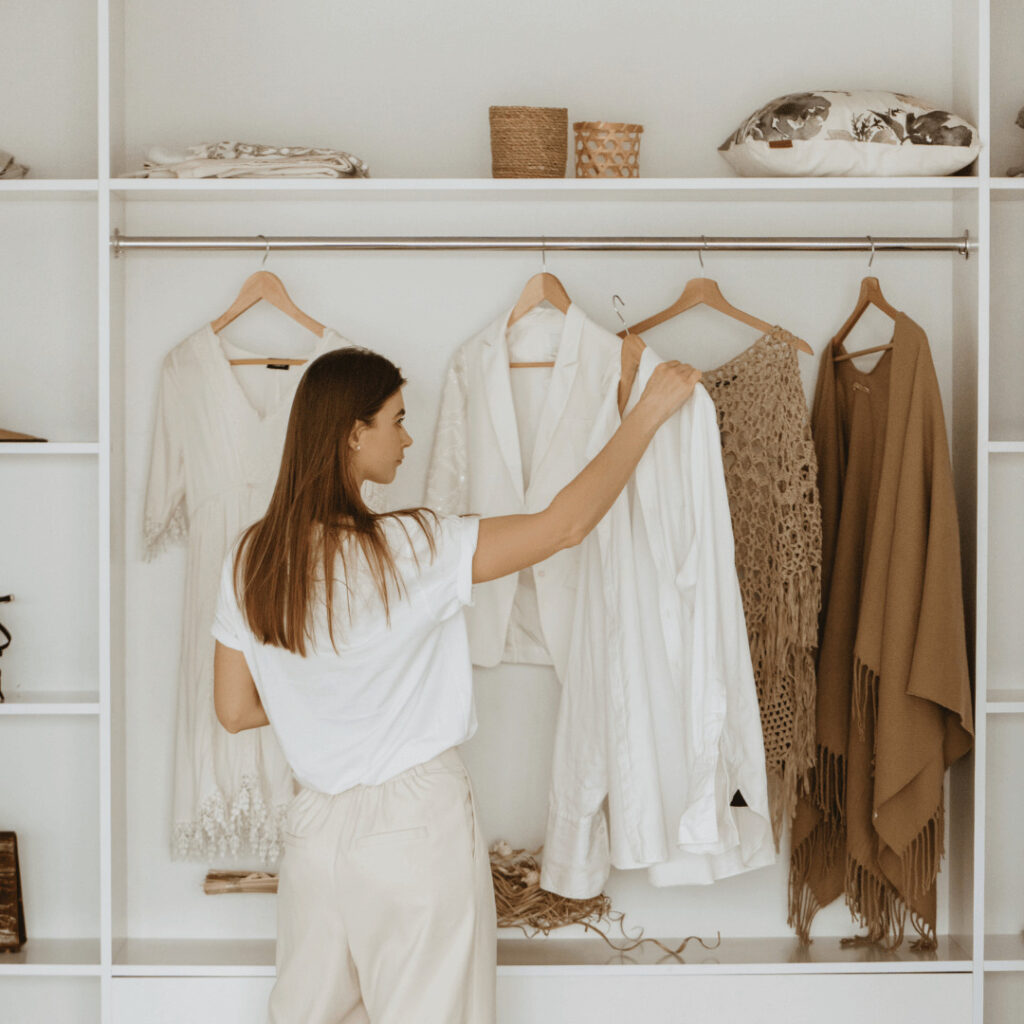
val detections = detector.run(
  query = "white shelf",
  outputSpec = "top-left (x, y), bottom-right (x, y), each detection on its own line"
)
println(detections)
top-left (984, 935), bottom-right (1024, 972)
top-left (0, 181), bottom-right (98, 196)
top-left (0, 182), bottom-right (97, 201)
top-left (0, 939), bottom-right (102, 975)
top-left (107, 176), bottom-right (979, 203)
top-left (496, 936), bottom-right (971, 975)
top-left (110, 936), bottom-right (971, 977)
top-left (986, 690), bottom-right (1024, 715)
top-left (114, 940), bottom-right (276, 977)
top-left (0, 443), bottom-right (99, 456)
top-left (989, 441), bottom-right (1024, 454)
top-left (0, 691), bottom-right (100, 715)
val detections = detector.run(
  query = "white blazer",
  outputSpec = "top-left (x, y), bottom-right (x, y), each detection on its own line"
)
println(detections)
top-left (425, 303), bottom-right (621, 680)
top-left (541, 347), bottom-right (774, 898)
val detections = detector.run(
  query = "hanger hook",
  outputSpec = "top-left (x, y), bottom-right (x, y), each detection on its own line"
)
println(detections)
top-left (867, 235), bottom-right (876, 269)
top-left (698, 234), bottom-right (707, 271)
top-left (612, 294), bottom-right (628, 331)
top-left (962, 228), bottom-right (970, 261)
top-left (541, 235), bottom-right (547, 271)
top-left (259, 234), bottom-right (270, 268)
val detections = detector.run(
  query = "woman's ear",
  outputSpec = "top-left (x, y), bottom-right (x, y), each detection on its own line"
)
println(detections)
top-left (348, 420), bottom-right (365, 452)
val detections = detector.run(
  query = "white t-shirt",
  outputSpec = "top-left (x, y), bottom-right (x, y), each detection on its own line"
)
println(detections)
top-left (211, 513), bottom-right (480, 794)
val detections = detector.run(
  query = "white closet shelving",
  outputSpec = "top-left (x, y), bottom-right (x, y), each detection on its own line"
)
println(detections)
top-left (2, 0), bottom-right (1021, 1020)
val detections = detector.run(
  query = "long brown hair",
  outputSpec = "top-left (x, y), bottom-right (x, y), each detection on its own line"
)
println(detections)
top-left (233, 347), bottom-right (436, 655)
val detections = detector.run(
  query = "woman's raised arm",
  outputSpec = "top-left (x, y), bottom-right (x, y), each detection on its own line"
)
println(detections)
top-left (471, 361), bottom-right (701, 584)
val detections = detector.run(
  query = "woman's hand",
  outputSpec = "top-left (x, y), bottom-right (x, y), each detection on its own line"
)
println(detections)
top-left (634, 361), bottom-right (703, 430)
top-left (472, 360), bottom-right (703, 584)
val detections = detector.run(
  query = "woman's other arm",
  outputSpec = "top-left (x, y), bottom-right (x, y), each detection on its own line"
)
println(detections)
top-left (214, 642), bottom-right (270, 733)
top-left (472, 361), bottom-right (700, 584)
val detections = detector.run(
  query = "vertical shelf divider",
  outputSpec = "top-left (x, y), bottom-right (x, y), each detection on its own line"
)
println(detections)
top-left (97, 1), bottom-right (113, 1022)
top-left (973, 1), bottom-right (992, 1020)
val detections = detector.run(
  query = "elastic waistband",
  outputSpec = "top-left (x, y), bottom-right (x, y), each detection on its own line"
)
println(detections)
top-left (398, 745), bottom-right (464, 781)
top-left (297, 747), bottom-right (464, 801)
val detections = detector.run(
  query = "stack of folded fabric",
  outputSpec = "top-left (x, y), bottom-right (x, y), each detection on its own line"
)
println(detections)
top-left (0, 150), bottom-right (29, 179)
top-left (123, 141), bottom-right (370, 178)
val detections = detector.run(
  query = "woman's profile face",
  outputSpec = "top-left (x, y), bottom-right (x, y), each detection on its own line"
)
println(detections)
top-left (352, 389), bottom-right (413, 484)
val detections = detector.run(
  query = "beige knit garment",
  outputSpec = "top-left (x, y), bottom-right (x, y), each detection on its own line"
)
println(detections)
top-left (701, 328), bottom-right (823, 845)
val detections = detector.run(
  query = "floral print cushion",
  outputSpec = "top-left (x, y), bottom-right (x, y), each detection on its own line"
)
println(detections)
top-left (719, 91), bottom-right (980, 177)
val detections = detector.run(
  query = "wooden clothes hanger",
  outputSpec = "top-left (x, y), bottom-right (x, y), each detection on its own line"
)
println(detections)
top-left (506, 270), bottom-right (572, 369)
top-left (617, 330), bottom-right (647, 416)
top-left (622, 256), bottom-right (813, 356)
top-left (832, 276), bottom-right (901, 362)
top-left (611, 295), bottom-right (648, 416)
top-left (211, 264), bottom-right (326, 367)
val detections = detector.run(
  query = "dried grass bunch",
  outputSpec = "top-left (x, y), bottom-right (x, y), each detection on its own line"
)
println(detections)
top-left (490, 839), bottom-right (610, 933)
top-left (489, 839), bottom-right (721, 960)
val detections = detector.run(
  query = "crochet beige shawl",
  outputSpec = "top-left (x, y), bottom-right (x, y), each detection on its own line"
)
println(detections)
top-left (702, 328), bottom-right (822, 844)
top-left (790, 312), bottom-right (973, 948)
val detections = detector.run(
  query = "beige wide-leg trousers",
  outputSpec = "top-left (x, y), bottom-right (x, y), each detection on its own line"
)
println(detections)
top-left (268, 748), bottom-right (497, 1024)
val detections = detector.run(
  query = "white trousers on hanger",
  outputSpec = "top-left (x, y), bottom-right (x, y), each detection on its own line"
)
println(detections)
top-left (268, 747), bottom-right (496, 1024)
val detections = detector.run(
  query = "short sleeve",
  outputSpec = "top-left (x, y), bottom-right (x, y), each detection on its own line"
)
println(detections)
top-left (425, 514), bottom-right (479, 618)
top-left (211, 550), bottom-right (247, 651)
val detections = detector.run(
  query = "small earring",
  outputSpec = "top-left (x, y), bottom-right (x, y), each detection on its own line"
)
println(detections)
top-left (355, 444), bottom-right (361, 451)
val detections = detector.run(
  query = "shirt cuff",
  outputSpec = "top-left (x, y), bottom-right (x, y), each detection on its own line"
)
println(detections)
top-left (676, 758), bottom-right (722, 849)
top-left (541, 804), bottom-right (611, 900)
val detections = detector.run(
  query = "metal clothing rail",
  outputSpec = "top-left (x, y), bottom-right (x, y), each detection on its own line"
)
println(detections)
top-left (110, 228), bottom-right (976, 257)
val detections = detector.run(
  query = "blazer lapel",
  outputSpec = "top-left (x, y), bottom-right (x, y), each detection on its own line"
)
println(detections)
top-left (481, 308), bottom-right (525, 503)
top-left (528, 303), bottom-right (584, 488)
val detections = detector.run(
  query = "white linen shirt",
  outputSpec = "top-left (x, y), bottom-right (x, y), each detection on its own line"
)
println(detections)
top-left (211, 514), bottom-right (480, 794)
top-left (541, 348), bottom-right (774, 897)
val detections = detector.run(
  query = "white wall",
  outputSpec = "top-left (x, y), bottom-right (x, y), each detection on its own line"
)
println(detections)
top-left (0, 0), bottom-right (97, 178)
top-left (0, 458), bottom-right (98, 696)
top-left (119, 0), bottom-right (960, 178)
top-left (0, 719), bottom-right (99, 939)
top-left (988, 198), bottom-right (1024, 439)
top-left (990, 0), bottom-right (1024, 176)
top-left (116, 193), bottom-right (962, 943)
top-left (0, 201), bottom-right (98, 441)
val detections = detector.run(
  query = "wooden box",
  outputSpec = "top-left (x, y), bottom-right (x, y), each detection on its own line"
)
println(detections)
top-left (0, 832), bottom-right (27, 952)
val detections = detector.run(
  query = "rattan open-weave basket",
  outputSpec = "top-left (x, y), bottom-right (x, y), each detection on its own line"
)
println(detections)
top-left (489, 106), bottom-right (568, 178)
top-left (573, 121), bottom-right (644, 177)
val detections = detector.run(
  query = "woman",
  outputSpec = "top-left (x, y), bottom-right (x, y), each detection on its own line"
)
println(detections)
top-left (212, 346), bottom-right (701, 1024)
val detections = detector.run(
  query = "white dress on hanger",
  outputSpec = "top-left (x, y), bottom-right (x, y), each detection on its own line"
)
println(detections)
top-left (144, 323), bottom-right (345, 863)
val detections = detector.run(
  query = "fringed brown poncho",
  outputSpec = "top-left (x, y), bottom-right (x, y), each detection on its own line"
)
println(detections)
top-left (703, 329), bottom-right (822, 845)
top-left (789, 312), bottom-right (973, 949)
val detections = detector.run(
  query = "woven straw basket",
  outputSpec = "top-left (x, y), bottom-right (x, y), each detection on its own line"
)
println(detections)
top-left (573, 121), bottom-right (644, 177)
top-left (489, 106), bottom-right (568, 178)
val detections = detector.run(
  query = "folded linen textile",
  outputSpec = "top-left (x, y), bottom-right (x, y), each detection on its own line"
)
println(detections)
top-left (133, 157), bottom-right (363, 179)
top-left (122, 141), bottom-right (370, 178)
top-left (0, 150), bottom-right (29, 179)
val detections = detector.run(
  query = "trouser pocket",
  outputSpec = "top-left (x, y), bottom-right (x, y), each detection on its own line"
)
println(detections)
top-left (281, 787), bottom-right (333, 846)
